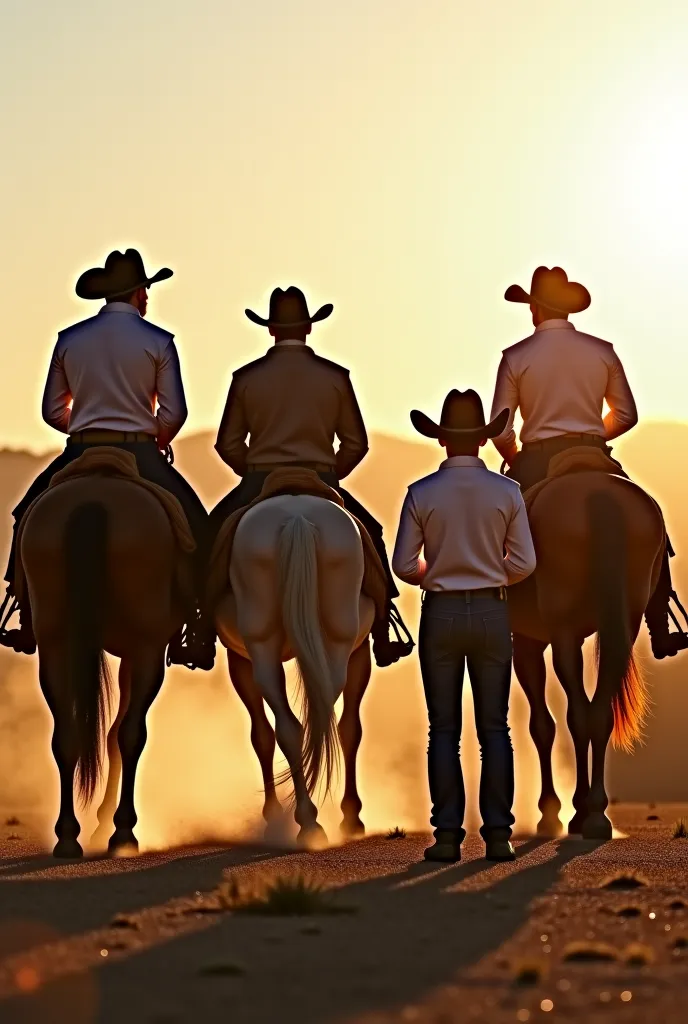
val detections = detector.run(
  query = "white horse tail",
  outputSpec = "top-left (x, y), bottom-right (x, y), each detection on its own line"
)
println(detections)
top-left (278, 513), bottom-right (340, 797)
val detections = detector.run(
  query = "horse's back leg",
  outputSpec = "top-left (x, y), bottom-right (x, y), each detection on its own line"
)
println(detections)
top-left (109, 646), bottom-right (166, 855)
top-left (512, 633), bottom-right (562, 836)
top-left (338, 639), bottom-right (372, 838)
top-left (550, 632), bottom-right (590, 835)
top-left (227, 649), bottom-right (286, 839)
top-left (247, 637), bottom-right (324, 847)
top-left (91, 659), bottom-right (131, 849)
top-left (38, 644), bottom-right (83, 859)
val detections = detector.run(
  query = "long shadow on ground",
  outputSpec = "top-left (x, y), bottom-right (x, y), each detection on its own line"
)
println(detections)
top-left (87, 836), bottom-right (603, 1024)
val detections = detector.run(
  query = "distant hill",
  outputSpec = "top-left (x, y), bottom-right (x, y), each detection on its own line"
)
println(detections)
top-left (0, 424), bottom-right (686, 848)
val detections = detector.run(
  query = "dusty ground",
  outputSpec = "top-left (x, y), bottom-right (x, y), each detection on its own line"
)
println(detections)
top-left (1, 804), bottom-right (688, 1024)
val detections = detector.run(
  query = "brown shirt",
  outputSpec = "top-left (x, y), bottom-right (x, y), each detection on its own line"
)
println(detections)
top-left (215, 343), bottom-right (369, 479)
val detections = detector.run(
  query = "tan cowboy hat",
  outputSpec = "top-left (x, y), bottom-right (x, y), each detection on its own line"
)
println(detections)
top-left (505, 266), bottom-right (591, 315)
top-left (411, 389), bottom-right (509, 445)
top-left (245, 286), bottom-right (333, 328)
top-left (76, 249), bottom-right (173, 300)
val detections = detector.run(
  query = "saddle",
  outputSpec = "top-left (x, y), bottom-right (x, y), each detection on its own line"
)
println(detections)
top-left (14, 447), bottom-right (195, 605)
top-left (207, 467), bottom-right (387, 617)
top-left (522, 446), bottom-right (627, 513)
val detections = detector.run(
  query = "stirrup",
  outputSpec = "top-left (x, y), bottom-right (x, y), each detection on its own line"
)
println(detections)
top-left (0, 591), bottom-right (18, 634)
top-left (389, 603), bottom-right (415, 650)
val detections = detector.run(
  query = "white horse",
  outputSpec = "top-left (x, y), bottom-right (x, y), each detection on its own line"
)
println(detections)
top-left (215, 494), bottom-right (376, 847)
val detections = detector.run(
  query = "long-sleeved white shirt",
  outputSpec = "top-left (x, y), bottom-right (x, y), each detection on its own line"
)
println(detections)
top-left (42, 302), bottom-right (187, 442)
top-left (392, 456), bottom-right (536, 591)
top-left (489, 319), bottom-right (638, 463)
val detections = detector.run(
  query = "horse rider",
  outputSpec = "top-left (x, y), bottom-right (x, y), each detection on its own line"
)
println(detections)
top-left (392, 388), bottom-right (536, 863)
top-left (489, 265), bottom-right (688, 661)
top-left (209, 285), bottom-right (414, 669)
top-left (0, 249), bottom-right (216, 671)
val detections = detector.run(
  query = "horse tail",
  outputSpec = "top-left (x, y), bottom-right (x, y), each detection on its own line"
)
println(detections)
top-left (65, 502), bottom-right (112, 805)
top-left (588, 490), bottom-right (649, 752)
top-left (278, 514), bottom-right (339, 797)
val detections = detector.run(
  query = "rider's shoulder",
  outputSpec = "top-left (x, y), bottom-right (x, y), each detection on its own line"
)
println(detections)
top-left (310, 352), bottom-right (351, 378)
top-left (136, 317), bottom-right (175, 343)
top-left (232, 354), bottom-right (271, 379)
top-left (56, 315), bottom-right (100, 343)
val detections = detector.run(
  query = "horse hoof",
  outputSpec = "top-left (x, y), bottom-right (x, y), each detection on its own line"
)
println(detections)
top-left (581, 813), bottom-right (613, 841)
top-left (53, 838), bottom-right (83, 859)
top-left (108, 830), bottom-right (139, 857)
top-left (340, 818), bottom-right (365, 839)
top-left (297, 824), bottom-right (329, 851)
top-left (536, 815), bottom-right (563, 838)
top-left (263, 813), bottom-right (293, 846)
top-left (568, 812), bottom-right (586, 836)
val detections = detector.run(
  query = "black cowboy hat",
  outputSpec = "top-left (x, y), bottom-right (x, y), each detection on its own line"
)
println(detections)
top-left (245, 286), bottom-right (333, 328)
top-left (505, 266), bottom-right (591, 315)
top-left (75, 249), bottom-right (173, 300)
top-left (410, 389), bottom-right (509, 445)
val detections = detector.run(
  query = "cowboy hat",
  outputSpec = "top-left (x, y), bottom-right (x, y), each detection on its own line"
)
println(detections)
top-left (410, 389), bottom-right (509, 444)
top-left (505, 266), bottom-right (591, 315)
top-left (75, 249), bottom-right (173, 300)
top-left (245, 286), bottom-right (333, 328)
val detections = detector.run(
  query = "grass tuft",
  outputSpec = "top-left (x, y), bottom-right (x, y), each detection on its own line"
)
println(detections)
top-left (111, 913), bottom-right (139, 930)
top-left (669, 900), bottom-right (687, 911)
top-left (623, 942), bottom-right (655, 967)
top-left (672, 819), bottom-right (688, 839)
top-left (386, 826), bottom-right (407, 840)
top-left (600, 871), bottom-right (648, 891)
top-left (646, 815), bottom-right (660, 822)
top-left (4, 816), bottom-right (20, 826)
top-left (510, 958), bottom-right (548, 986)
top-left (217, 873), bottom-right (356, 917)
top-left (563, 941), bottom-right (618, 963)
top-left (673, 935), bottom-right (688, 950)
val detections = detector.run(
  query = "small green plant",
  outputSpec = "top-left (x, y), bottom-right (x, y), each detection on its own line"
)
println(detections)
top-left (510, 958), bottom-right (548, 986)
top-left (217, 873), bottom-right (356, 917)
top-left (563, 941), bottom-right (618, 963)
top-left (623, 942), bottom-right (655, 966)
top-left (672, 819), bottom-right (688, 839)
top-left (600, 871), bottom-right (648, 891)
top-left (386, 826), bottom-right (407, 840)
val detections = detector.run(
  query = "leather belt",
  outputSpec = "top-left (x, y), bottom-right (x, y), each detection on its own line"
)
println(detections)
top-left (424, 587), bottom-right (506, 602)
top-left (521, 433), bottom-right (606, 452)
top-left (246, 462), bottom-right (337, 474)
top-left (68, 430), bottom-right (155, 445)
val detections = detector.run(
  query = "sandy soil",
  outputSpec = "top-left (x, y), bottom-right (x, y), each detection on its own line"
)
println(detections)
top-left (1, 804), bottom-right (688, 1024)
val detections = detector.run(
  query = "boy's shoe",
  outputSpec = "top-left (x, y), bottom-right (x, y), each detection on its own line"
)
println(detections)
top-left (424, 830), bottom-right (462, 863)
top-left (485, 839), bottom-right (516, 862)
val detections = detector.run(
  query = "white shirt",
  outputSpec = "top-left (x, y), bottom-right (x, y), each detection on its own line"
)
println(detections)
top-left (42, 302), bottom-right (188, 441)
top-left (489, 320), bottom-right (638, 463)
top-left (392, 456), bottom-right (536, 591)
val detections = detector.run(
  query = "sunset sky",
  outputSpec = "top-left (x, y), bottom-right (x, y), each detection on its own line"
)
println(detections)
top-left (2, 1), bottom-right (688, 452)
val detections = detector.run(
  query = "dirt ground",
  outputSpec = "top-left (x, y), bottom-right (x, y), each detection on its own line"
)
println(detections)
top-left (1, 803), bottom-right (688, 1024)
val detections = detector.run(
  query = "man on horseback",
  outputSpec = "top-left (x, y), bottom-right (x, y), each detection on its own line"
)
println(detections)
top-left (209, 285), bottom-right (414, 669)
top-left (489, 265), bottom-right (688, 661)
top-left (0, 248), bottom-right (215, 671)
top-left (392, 389), bottom-right (536, 863)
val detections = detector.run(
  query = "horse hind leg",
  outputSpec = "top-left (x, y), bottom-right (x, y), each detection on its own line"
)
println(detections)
top-left (513, 633), bottom-right (562, 837)
top-left (39, 647), bottom-right (83, 859)
top-left (91, 659), bottom-right (132, 850)
top-left (227, 649), bottom-right (288, 843)
top-left (551, 633), bottom-right (590, 835)
top-left (109, 646), bottom-right (166, 856)
top-left (248, 639), bottom-right (325, 850)
top-left (338, 639), bottom-right (372, 838)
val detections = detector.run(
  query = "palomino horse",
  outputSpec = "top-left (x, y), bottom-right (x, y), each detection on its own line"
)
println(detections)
top-left (508, 471), bottom-right (665, 840)
top-left (215, 493), bottom-right (376, 847)
top-left (21, 476), bottom-right (185, 858)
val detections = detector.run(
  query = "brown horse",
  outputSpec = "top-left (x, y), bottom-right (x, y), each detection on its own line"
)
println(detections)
top-left (508, 471), bottom-right (665, 840)
top-left (214, 494), bottom-right (376, 847)
top-left (20, 476), bottom-right (185, 858)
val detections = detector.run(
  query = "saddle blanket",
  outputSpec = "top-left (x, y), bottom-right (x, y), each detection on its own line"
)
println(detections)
top-left (207, 467), bottom-right (387, 618)
top-left (14, 447), bottom-right (195, 603)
